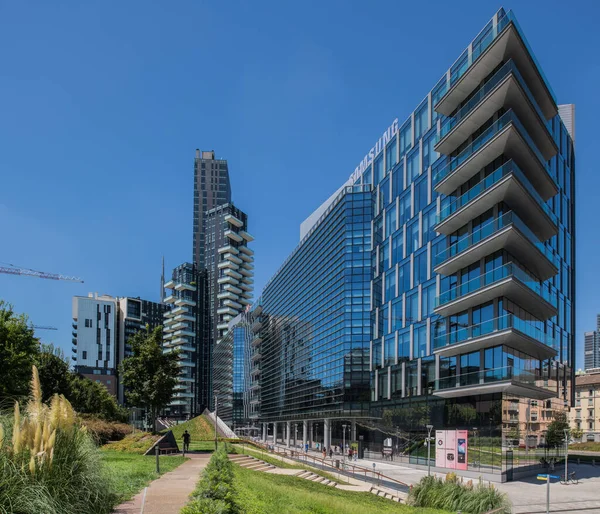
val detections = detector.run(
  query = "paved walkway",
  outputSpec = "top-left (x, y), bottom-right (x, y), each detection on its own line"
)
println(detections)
top-left (113, 453), bottom-right (210, 514)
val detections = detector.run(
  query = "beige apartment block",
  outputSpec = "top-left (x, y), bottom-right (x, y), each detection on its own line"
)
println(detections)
top-left (569, 370), bottom-right (600, 442)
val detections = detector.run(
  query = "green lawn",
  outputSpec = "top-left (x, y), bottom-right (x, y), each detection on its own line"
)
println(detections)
top-left (570, 441), bottom-right (600, 452)
top-left (102, 431), bottom-right (160, 454)
top-left (232, 465), bottom-right (448, 514)
top-left (102, 450), bottom-right (187, 501)
top-left (233, 446), bottom-right (346, 483)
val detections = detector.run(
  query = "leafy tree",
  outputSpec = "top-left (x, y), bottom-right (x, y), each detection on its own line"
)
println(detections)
top-left (35, 343), bottom-right (72, 402)
top-left (69, 373), bottom-right (128, 422)
top-left (120, 325), bottom-right (180, 431)
top-left (571, 427), bottom-right (583, 441)
top-left (546, 410), bottom-right (570, 448)
top-left (0, 301), bottom-right (40, 400)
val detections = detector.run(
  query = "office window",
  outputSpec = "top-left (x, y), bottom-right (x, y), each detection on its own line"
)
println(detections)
top-left (392, 229), bottom-right (404, 265)
top-left (374, 155), bottom-right (384, 185)
top-left (414, 101), bottom-right (429, 140)
top-left (386, 137), bottom-right (398, 170)
top-left (413, 250), bottom-right (427, 286)
top-left (400, 120), bottom-right (412, 155)
top-left (385, 269), bottom-right (396, 302)
top-left (392, 298), bottom-right (403, 331)
top-left (407, 147), bottom-right (420, 185)
top-left (82, 351), bottom-right (87, 359)
top-left (385, 204), bottom-right (397, 236)
top-left (399, 191), bottom-right (411, 225)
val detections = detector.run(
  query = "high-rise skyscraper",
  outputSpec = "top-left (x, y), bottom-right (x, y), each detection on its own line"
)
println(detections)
top-left (584, 315), bottom-right (600, 371)
top-left (202, 203), bottom-right (253, 411)
top-left (250, 8), bottom-right (575, 482)
top-left (163, 262), bottom-right (208, 418)
top-left (192, 150), bottom-right (232, 267)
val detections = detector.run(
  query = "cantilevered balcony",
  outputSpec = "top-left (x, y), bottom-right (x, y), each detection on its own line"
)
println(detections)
top-left (433, 110), bottom-right (557, 200)
top-left (238, 252), bottom-right (253, 263)
top-left (238, 267), bottom-right (253, 277)
top-left (171, 306), bottom-right (188, 316)
top-left (218, 275), bottom-right (240, 286)
top-left (224, 268), bottom-right (243, 280)
top-left (434, 262), bottom-right (557, 320)
top-left (224, 299), bottom-right (242, 310)
top-left (238, 298), bottom-right (251, 306)
top-left (433, 313), bottom-right (558, 361)
top-left (174, 282), bottom-right (196, 292)
top-left (250, 352), bottom-right (262, 363)
top-left (251, 335), bottom-right (262, 348)
top-left (251, 367), bottom-right (260, 377)
top-left (218, 245), bottom-right (239, 254)
top-left (217, 307), bottom-right (237, 316)
top-left (238, 282), bottom-right (252, 291)
top-left (225, 253), bottom-right (243, 264)
top-left (434, 11), bottom-right (557, 120)
top-left (239, 246), bottom-right (254, 256)
top-left (436, 60), bottom-right (557, 160)
top-left (217, 291), bottom-right (239, 301)
top-left (224, 284), bottom-right (243, 295)
top-left (217, 322), bottom-right (229, 330)
top-left (174, 313), bottom-right (195, 322)
top-left (218, 260), bottom-right (239, 270)
top-left (174, 329), bottom-right (195, 338)
top-left (434, 366), bottom-right (554, 400)
top-left (164, 280), bottom-right (175, 289)
top-left (224, 214), bottom-right (243, 227)
top-left (251, 319), bottom-right (262, 332)
top-left (225, 230), bottom-right (243, 243)
top-left (240, 230), bottom-right (254, 242)
top-left (434, 211), bottom-right (558, 280)
top-left (175, 298), bottom-right (196, 307)
top-left (435, 160), bottom-right (557, 241)
top-left (164, 295), bottom-right (176, 304)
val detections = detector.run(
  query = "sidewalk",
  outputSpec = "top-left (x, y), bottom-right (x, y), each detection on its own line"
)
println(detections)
top-left (113, 453), bottom-right (210, 514)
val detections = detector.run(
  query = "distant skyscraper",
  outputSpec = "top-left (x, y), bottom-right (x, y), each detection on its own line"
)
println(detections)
top-left (72, 293), bottom-right (118, 396)
top-left (584, 315), bottom-right (600, 371)
top-left (192, 150), bottom-right (232, 267)
top-left (202, 203), bottom-right (253, 411)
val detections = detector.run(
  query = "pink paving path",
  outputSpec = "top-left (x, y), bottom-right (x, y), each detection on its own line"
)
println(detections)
top-left (113, 453), bottom-right (210, 514)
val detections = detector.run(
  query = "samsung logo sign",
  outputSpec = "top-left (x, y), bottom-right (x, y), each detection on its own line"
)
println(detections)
top-left (349, 118), bottom-right (399, 184)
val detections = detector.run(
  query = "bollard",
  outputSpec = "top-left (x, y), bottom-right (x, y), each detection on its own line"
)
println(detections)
top-left (577, 458), bottom-right (580, 465)
top-left (155, 445), bottom-right (160, 474)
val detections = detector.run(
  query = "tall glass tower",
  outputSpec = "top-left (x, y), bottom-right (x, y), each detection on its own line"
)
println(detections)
top-left (192, 150), bottom-right (232, 267)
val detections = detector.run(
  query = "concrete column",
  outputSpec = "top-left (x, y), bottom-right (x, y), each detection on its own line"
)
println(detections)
top-left (324, 418), bottom-right (331, 450)
top-left (351, 420), bottom-right (357, 442)
top-left (262, 423), bottom-right (266, 442)
top-left (303, 420), bottom-right (308, 448)
top-left (286, 421), bottom-right (291, 447)
top-left (273, 422), bottom-right (278, 444)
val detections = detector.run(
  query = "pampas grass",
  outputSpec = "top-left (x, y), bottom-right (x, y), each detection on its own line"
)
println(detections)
top-left (0, 366), bottom-right (117, 513)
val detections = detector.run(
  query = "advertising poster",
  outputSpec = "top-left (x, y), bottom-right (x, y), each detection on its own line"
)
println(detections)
top-left (435, 430), bottom-right (446, 468)
top-left (445, 430), bottom-right (456, 469)
top-left (456, 430), bottom-right (468, 471)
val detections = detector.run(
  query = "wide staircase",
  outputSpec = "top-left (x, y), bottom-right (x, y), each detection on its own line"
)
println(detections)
top-left (295, 470), bottom-right (338, 487)
top-left (229, 454), bottom-right (276, 472)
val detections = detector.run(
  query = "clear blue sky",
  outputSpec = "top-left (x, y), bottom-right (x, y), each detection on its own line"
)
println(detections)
top-left (1, 1), bottom-right (597, 369)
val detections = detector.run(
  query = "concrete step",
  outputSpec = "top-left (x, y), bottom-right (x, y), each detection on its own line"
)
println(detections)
top-left (369, 486), bottom-right (401, 503)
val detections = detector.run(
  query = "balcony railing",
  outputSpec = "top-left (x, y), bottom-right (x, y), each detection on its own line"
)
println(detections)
top-left (433, 110), bottom-right (554, 186)
top-left (434, 210), bottom-right (559, 268)
top-left (437, 160), bottom-right (557, 226)
top-left (439, 59), bottom-right (550, 141)
top-left (433, 10), bottom-right (556, 106)
top-left (436, 261), bottom-right (558, 308)
top-left (437, 365), bottom-right (542, 391)
top-left (433, 313), bottom-right (559, 352)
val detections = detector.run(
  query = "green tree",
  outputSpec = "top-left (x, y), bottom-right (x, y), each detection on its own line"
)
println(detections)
top-left (69, 373), bottom-right (128, 422)
top-left (0, 301), bottom-right (40, 400)
top-left (546, 410), bottom-right (570, 448)
top-left (571, 427), bottom-right (583, 441)
top-left (120, 325), bottom-right (179, 431)
top-left (35, 343), bottom-right (72, 402)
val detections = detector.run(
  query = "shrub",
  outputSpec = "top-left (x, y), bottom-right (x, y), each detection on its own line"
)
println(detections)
top-left (79, 416), bottom-right (132, 445)
top-left (0, 366), bottom-right (116, 514)
top-left (102, 431), bottom-right (160, 454)
top-left (182, 445), bottom-right (238, 514)
top-left (408, 474), bottom-right (510, 514)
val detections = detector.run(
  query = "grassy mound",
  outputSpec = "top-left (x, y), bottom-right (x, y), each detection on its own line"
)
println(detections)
top-left (102, 431), bottom-right (160, 454)
top-left (169, 415), bottom-right (215, 441)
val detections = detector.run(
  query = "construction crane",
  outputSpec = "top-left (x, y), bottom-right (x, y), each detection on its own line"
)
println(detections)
top-left (0, 263), bottom-right (83, 283)
top-left (32, 325), bottom-right (58, 331)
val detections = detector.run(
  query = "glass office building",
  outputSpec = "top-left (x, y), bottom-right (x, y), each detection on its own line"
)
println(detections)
top-left (255, 185), bottom-right (372, 446)
top-left (254, 8), bottom-right (574, 481)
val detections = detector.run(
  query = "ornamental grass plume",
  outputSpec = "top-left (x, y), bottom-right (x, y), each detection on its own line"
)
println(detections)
top-left (0, 365), bottom-right (116, 513)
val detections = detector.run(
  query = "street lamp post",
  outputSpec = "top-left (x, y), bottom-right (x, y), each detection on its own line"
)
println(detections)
top-left (426, 424), bottom-right (434, 476)
top-left (564, 428), bottom-right (569, 482)
top-left (342, 424), bottom-right (347, 462)
top-left (214, 395), bottom-right (218, 451)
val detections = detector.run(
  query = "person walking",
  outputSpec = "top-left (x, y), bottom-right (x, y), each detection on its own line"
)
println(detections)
top-left (329, 447), bottom-right (333, 459)
top-left (182, 430), bottom-right (191, 453)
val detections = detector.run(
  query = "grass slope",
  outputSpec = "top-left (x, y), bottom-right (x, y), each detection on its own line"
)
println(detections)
top-left (102, 432), bottom-right (160, 454)
top-left (570, 441), bottom-right (600, 452)
top-left (232, 465), bottom-right (447, 514)
top-left (102, 451), bottom-right (187, 501)
top-left (168, 415), bottom-right (220, 450)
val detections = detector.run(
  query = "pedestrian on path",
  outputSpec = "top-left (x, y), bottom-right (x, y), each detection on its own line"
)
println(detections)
top-left (182, 430), bottom-right (191, 452)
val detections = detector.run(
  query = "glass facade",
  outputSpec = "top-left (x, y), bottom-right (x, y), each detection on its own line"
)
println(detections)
top-left (257, 185), bottom-right (373, 422)
top-left (251, 8), bottom-right (574, 481)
